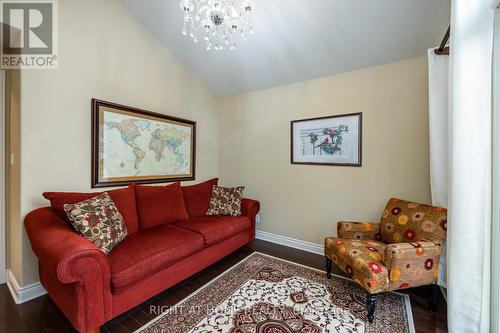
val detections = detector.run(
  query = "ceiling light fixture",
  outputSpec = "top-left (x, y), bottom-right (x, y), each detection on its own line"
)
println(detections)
top-left (180, 0), bottom-right (255, 51)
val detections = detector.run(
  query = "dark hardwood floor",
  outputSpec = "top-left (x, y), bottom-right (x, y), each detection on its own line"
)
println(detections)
top-left (0, 239), bottom-right (448, 333)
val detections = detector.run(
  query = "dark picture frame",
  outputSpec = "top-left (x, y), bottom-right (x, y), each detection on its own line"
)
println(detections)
top-left (92, 99), bottom-right (196, 188)
top-left (291, 113), bottom-right (362, 167)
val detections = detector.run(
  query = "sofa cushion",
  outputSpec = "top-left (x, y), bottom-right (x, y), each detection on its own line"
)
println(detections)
top-left (63, 193), bottom-right (128, 254)
top-left (182, 178), bottom-right (218, 218)
top-left (43, 185), bottom-right (139, 234)
top-left (134, 183), bottom-right (189, 230)
top-left (108, 225), bottom-right (203, 290)
top-left (174, 216), bottom-right (251, 246)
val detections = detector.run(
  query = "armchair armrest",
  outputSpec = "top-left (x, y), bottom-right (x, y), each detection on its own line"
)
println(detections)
top-left (383, 241), bottom-right (442, 290)
top-left (241, 198), bottom-right (260, 240)
top-left (24, 207), bottom-right (112, 332)
top-left (337, 221), bottom-right (382, 241)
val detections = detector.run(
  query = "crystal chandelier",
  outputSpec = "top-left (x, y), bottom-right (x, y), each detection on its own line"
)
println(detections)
top-left (180, 0), bottom-right (255, 50)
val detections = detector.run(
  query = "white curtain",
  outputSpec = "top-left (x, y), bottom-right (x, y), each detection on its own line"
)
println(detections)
top-left (447, 0), bottom-right (495, 332)
top-left (427, 48), bottom-right (449, 287)
top-left (492, 10), bottom-right (500, 333)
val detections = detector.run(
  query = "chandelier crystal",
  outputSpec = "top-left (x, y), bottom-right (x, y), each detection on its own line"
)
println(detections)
top-left (180, 0), bottom-right (255, 51)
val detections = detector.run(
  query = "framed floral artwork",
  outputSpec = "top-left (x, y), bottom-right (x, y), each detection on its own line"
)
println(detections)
top-left (92, 99), bottom-right (196, 188)
top-left (291, 113), bottom-right (362, 166)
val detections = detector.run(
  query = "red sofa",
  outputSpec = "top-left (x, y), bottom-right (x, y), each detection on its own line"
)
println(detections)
top-left (24, 179), bottom-right (260, 333)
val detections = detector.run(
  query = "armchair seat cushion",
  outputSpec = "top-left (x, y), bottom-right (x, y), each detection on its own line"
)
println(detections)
top-left (325, 237), bottom-right (389, 293)
top-left (174, 216), bottom-right (251, 246)
top-left (108, 225), bottom-right (204, 291)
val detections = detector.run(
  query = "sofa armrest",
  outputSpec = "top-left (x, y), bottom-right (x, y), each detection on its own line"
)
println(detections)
top-left (24, 207), bottom-right (112, 332)
top-left (241, 198), bottom-right (260, 239)
top-left (337, 221), bottom-right (382, 241)
top-left (383, 241), bottom-right (442, 290)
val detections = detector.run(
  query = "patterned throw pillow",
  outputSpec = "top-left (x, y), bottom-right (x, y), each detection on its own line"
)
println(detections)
top-left (207, 186), bottom-right (245, 216)
top-left (63, 192), bottom-right (128, 254)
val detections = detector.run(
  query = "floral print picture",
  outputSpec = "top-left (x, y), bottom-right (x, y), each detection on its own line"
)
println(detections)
top-left (291, 113), bottom-right (362, 166)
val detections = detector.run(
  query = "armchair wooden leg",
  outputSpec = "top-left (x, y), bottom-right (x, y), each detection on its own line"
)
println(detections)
top-left (366, 294), bottom-right (377, 323)
top-left (428, 284), bottom-right (438, 312)
top-left (87, 328), bottom-right (100, 333)
top-left (325, 257), bottom-right (332, 279)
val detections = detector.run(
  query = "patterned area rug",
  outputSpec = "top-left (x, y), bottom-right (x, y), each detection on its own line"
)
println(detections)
top-left (136, 253), bottom-right (415, 333)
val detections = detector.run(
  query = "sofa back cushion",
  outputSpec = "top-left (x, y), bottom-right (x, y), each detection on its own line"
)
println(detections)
top-left (134, 182), bottom-right (189, 229)
top-left (43, 185), bottom-right (139, 234)
top-left (182, 178), bottom-right (218, 217)
top-left (380, 198), bottom-right (447, 244)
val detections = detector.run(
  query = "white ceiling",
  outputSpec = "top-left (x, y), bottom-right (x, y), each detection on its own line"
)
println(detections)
top-left (121, 0), bottom-right (450, 96)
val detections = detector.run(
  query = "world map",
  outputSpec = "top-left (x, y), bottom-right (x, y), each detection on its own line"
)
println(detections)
top-left (100, 110), bottom-right (192, 180)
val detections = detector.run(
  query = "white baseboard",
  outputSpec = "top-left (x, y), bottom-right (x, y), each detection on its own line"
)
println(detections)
top-left (6, 269), bottom-right (46, 304)
top-left (255, 230), bottom-right (324, 255)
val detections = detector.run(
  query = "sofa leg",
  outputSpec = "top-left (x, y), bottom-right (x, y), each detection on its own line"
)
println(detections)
top-left (428, 284), bottom-right (438, 312)
top-left (87, 328), bottom-right (100, 333)
top-left (325, 257), bottom-right (332, 279)
top-left (366, 293), bottom-right (377, 323)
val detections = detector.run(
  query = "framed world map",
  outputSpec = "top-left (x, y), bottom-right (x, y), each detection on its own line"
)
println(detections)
top-left (91, 99), bottom-right (196, 188)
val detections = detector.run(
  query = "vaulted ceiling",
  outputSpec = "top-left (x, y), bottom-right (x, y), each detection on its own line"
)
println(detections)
top-left (121, 0), bottom-right (450, 96)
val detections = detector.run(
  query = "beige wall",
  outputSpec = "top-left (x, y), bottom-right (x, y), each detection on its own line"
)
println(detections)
top-left (219, 57), bottom-right (431, 245)
top-left (14, 0), bottom-right (219, 286)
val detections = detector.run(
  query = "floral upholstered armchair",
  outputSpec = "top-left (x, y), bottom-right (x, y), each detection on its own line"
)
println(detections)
top-left (324, 198), bottom-right (447, 323)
